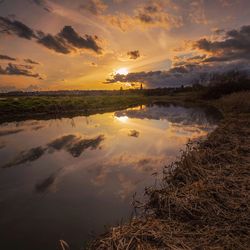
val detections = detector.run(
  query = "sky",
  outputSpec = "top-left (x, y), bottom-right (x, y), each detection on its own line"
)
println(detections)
top-left (0, 0), bottom-right (249, 91)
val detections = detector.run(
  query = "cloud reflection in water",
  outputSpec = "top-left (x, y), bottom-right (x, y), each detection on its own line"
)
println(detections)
top-left (2, 134), bottom-right (104, 168)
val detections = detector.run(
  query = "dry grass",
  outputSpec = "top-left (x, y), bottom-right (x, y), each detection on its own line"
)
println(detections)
top-left (89, 92), bottom-right (250, 250)
top-left (216, 91), bottom-right (250, 114)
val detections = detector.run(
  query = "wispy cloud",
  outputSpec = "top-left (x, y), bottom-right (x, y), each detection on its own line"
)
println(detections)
top-left (32, 0), bottom-right (53, 13)
top-left (24, 58), bottom-right (40, 65)
top-left (79, 0), bottom-right (107, 15)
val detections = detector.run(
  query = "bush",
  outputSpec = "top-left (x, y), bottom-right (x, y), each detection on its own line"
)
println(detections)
top-left (202, 79), bottom-right (250, 99)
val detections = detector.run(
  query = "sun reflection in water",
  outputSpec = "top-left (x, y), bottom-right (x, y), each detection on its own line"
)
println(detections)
top-left (115, 116), bottom-right (129, 123)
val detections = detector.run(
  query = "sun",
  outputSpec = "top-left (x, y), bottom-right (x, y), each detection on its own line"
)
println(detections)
top-left (115, 67), bottom-right (129, 75)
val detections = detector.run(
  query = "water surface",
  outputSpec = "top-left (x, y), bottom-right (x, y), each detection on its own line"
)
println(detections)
top-left (0, 104), bottom-right (221, 250)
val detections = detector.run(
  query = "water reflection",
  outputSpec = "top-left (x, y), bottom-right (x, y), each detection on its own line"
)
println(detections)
top-left (0, 104), bottom-right (221, 250)
top-left (2, 134), bottom-right (105, 168)
top-left (0, 142), bottom-right (5, 150)
top-left (35, 172), bottom-right (58, 193)
top-left (48, 134), bottom-right (104, 157)
top-left (115, 104), bottom-right (222, 127)
top-left (35, 168), bottom-right (62, 194)
top-left (128, 130), bottom-right (140, 137)
top-left (0, 128), bottom-right (24, 137)
top-left (3, 146), bottom-right (46, 168)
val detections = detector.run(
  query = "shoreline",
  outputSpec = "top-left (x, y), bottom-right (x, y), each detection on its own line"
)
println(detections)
top-left (0, 92), bottom-right (202, 123)
top-left (89, 91), bottom-right (250, 249)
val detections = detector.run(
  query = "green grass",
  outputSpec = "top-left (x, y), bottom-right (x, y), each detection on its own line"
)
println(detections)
top-left (0, 95), bottom-right (145, 114)
top-left (0, 91), bottom-right (201, 119)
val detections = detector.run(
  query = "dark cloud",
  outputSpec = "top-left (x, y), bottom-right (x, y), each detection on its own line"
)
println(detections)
top-left (37, 32), bottom-right (72, 54)
top-left (0, 63), bottom-right (42, 79)
top-left (0, 16), bottom-right (36, 39)
top-left (106, 62), bottom-right (250, 88)
top-left (194, 25), bottom-right (250, 62)
top-left (105, 70), bottom-right (191, 88)
top-left (58, 26), bottom-right (102, 54)
top-left (0, 16), bottom-right (103, 55)
top-left (79, 0), bottom-right (107, 15)
top-left (0, 54), bottom-right (16, 61)
top-left (127, 50), bottom-right (140, 60)
top-left (24, 58), bottom-right (40, 65)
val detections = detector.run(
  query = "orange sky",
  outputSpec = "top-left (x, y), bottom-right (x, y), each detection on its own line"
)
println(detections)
top-left (0, 0), bottom-right (250, 91)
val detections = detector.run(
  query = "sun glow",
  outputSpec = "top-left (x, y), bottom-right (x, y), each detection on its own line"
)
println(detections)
top-left (115, 68), bottom-right (129, 75)
top-left (115, 116), bottom-right (129, 123)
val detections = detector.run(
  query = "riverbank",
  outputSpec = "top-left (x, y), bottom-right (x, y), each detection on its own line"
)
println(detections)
top-left (89, 91), bottom-right (250, 249)
top-left (0, 91), bottom-right (202, 123)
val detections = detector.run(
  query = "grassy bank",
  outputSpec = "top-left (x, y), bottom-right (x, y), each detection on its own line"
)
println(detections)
top-left (89, 91), bottom-right (250, 249)
top-left (0, 91), bottom-right (202, 123)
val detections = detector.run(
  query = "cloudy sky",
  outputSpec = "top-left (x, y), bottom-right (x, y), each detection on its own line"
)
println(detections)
top-left (0, 0), bottom-right (249, 91)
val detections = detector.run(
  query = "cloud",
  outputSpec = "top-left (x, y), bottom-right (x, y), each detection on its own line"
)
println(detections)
top-left (193, 25), bottom-right (250, 62)
top-left (101, 1), bottom-right (183, 32)
top-left (105, 62), bottom-right (250, 89)
top-left (79, 0), bottom-right (107, 15)
top-left (120, 24), bottom-right (250, 88)
top-left (188, 0), bottom-right (207, 25)
top-left (24, 58), bottom-right (40, 65)
top-left (0, 16), bottom-right (103, 55)
top-left (0, 63), bottom-right (42, 79)
top-left (3, 146), bottom-right (46, 168)
top-left (0, 128), bottom-right (24, 137)
top-left (127, 50), bottom-right (140, 60)
top-left (0, 85), bottom-right (17, 93)
top-left (32, 0), bottom-right (53, 13)
top-left (128, 130), bottom-right (140, 137)
top-left (47, 134), bottom-right (105, 157)
top-left (2, 134), bottom-right (105, 168)
top-left (36, 27), bottom-right (102, 54)
top-left (0, 54), bottom-right (16, 61)
top-left (0, 16), bottom-right (36, 39)
top-left (58, 26), bottom-right (102, 54)
top-left (36, 31), bottom-right (72, 54)
top-left (115, 105), bottom-right (222, 126)
top-left (135, 2), bottom-right (183, 29)
top-left (103, 13), bottom-right (135, 32)
top-left (105, 70), bottom-right (189, 88)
